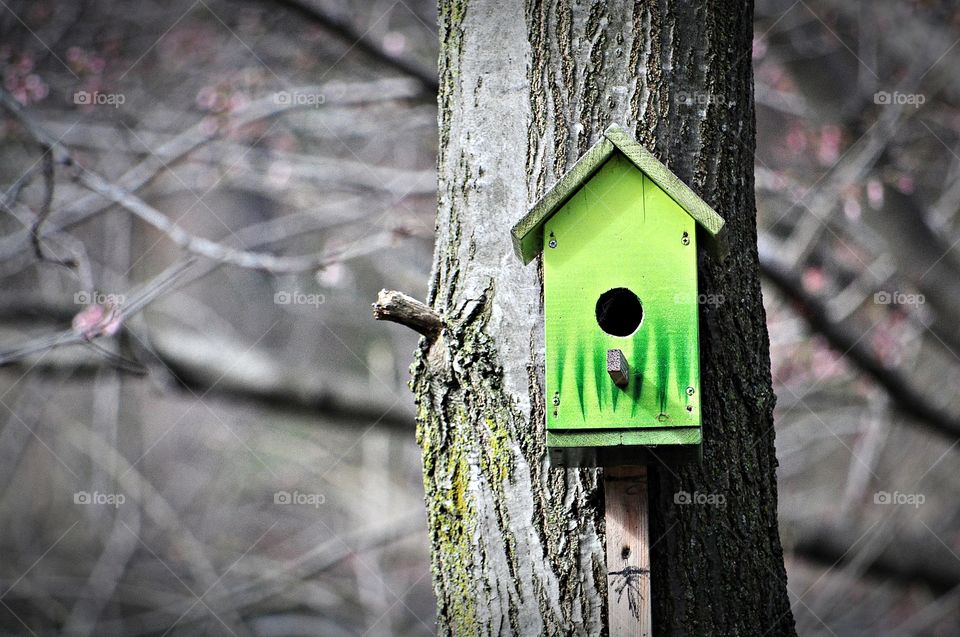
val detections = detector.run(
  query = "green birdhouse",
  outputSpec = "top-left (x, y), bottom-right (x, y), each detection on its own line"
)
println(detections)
top-left (510, 125), bottom-right (726, 467)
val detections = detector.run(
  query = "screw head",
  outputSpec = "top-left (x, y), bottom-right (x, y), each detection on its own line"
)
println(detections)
top-left (681, 234), bottom-right (690, 246)
top-left (686, 386), bottom-right (695, 396)
top-left (548, 239), bottom-right (558, 249)
top-left (552, 394), bottom-right (560, 406)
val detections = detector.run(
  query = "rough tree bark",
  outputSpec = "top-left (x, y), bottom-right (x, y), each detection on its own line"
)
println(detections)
top-left (412, 1), bottom-right (796, 634)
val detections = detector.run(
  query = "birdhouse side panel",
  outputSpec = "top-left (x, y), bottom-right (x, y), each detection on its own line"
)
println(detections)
top-left (543, 153), bottom-right (701, 432)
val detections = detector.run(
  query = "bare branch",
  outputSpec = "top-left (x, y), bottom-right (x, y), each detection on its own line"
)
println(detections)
top-left (145, 328), bottom-right (416, 428)
top-left (759, 238), bottom-right (960, 443)
top-left (0, 259), bottom-right (196, 367)
top-left (1, 87), bottom-right (403, 273)
top-left (785, 92), bottom-right (917, 265)
top-left (75, 168), bottom-right (397, 272)
top-left (786, 513), bottom-right (960, 593)
top-left (29, 149), bottom-right (77, 268)
top-left (0, 77), bottom-right (422, 263)
top-left (93, 513), bottom-right (425, 635)
top-left (372, 289), bottom-right (443, 339)
top-left (61, 422), bottom-right (256, 637)
top-left (263, 0), bottom-right (439, 94)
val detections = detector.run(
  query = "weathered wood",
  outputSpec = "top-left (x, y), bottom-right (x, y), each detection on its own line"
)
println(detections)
top-left (371, 289), bottom-right (443, 339)
top-left (607, 349), bottom-right (630, 388)
top-left (605, 466), bottom-right (652, 637)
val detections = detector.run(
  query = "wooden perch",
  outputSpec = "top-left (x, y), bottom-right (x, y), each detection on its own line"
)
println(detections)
top-left (607, 348), bottom-right (631, 388)
top-left (372, 289), bottom-right (444, 339)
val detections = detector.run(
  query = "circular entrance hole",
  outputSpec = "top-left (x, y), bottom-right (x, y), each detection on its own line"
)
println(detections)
top-left (595, 288), bottom-right (643, 337)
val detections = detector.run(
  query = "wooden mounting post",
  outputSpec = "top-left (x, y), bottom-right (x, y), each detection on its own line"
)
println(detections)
top-left (604, 465), bottom-right (652, 637)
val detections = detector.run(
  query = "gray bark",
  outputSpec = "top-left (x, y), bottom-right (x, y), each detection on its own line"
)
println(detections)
top-left (412, 1), bottom-right (797, 634)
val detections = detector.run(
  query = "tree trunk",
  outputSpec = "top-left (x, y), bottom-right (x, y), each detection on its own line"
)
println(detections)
top-left (413, 1), bottom-right (797, 634)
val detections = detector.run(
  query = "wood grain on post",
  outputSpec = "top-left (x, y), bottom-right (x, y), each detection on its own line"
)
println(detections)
top-left (605, 465), bottom-right (652, 637)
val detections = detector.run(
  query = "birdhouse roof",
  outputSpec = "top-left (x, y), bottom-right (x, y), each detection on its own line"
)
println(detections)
top-left (511, 124), bottom-right (727, 264)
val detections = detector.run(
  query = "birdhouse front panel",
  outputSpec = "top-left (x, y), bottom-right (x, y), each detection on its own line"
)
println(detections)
top-left (542, 152), bottom-right (702, 455)
top-left (510, 124), bottom-right (727, 467)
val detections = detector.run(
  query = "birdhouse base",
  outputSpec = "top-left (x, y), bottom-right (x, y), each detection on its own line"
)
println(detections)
top-left (547, 428), bottom-right (702, 468)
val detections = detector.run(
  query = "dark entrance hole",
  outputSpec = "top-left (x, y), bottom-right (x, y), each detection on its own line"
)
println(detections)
top-left (595, 288), bottom-right (643, 337)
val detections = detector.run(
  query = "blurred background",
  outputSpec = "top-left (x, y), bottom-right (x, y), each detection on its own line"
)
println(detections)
top-left (0, 0), bottom-right (958, 635)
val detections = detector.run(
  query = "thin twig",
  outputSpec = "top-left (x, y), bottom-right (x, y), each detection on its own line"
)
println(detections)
top-left (29, 149), bottom-right (76, 268)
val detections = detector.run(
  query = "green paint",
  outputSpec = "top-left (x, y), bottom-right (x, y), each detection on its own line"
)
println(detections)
top-left (547, 427), bottom-right (701, 447)
top-left (542, 152), bottom-right (701, 449)
top-left (510, 126), bottom-right (716, 461)
top-left (511, 124), bottom-right (727, 264)
top-left (512, 138), bottom-right (615, 261)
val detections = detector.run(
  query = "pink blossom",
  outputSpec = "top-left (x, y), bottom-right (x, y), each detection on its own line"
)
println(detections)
top-left (801, 267), bottom-right (825, 293)
top-left (817, 125), bottom-right (841, 166)
top-left (843, 197), bottom-right (861, 221)
top-left (753, 36), bottom-right (768, 60)
top-left (786, 126), bottom-right (807, 154)
top-left (867, 178), bottom-right (884, 209)
top-left (72, 303), bottom-right (123, 339)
